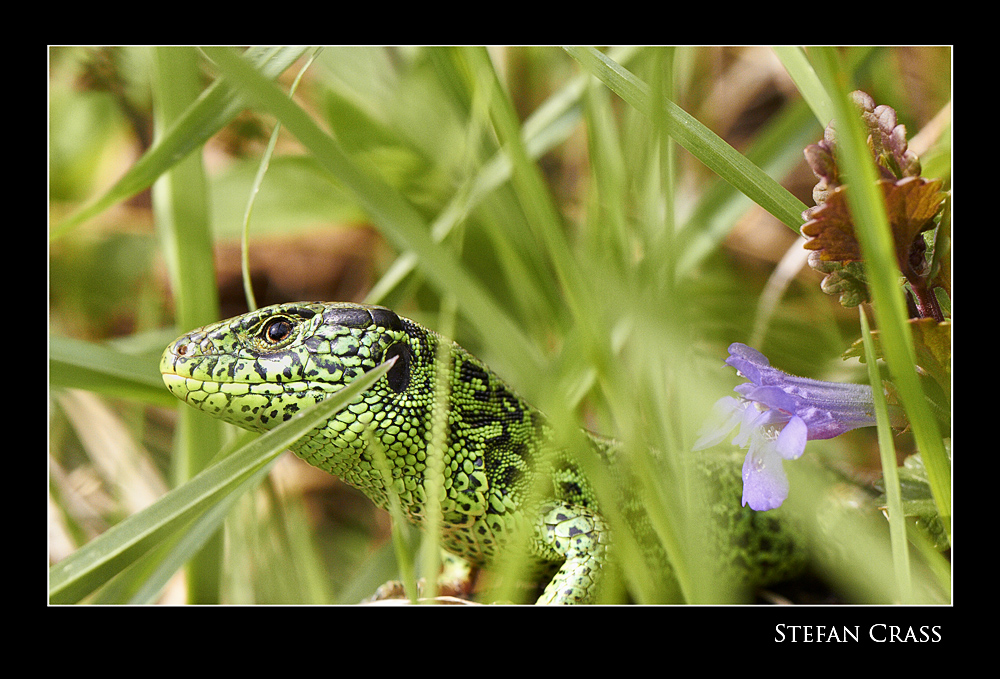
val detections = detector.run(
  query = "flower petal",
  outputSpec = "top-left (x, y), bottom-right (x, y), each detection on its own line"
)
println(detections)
top-left (733, 404), bottom-right (769, 447)
top-left (725, 343), bottom-right (770, 383)
top-left (736, 384), bottom-right (800, 415)
top-left (692, 397), bottom-right (747, 450)
top-left (741, 438), bottom-right (790, 510)
top-left (774, 416), bottom-right (808, 460)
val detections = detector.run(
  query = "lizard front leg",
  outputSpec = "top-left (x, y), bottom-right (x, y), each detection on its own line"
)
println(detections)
top-left (535, 501), bottom-right (610, 604)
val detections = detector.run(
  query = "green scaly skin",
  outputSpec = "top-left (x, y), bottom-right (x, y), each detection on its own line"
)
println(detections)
top-left (161, 301), bottom-right (804, 604)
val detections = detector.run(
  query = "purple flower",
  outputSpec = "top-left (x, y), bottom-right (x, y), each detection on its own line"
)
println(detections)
top-left (694, 343), bottom-right (898, 511)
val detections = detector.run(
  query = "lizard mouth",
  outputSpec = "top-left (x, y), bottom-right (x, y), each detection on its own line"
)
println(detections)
top-left (160, 369), bottom-right (351, 431)
top-left (160, 370), bottom-right (346, 395)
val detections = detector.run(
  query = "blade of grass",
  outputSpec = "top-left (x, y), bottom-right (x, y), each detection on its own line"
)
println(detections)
top-left (647, 47), bottom-right (678, 292)
top-left (366, 432), bottom-right (419, 603)
top-left (150, 45), bottom-right (224, 603)
top-left (49, 336), bottom-right (176, 407)
top-left (809, 47), bottom-right (950, 545)
top-left (126, 440), bottom-right (284, 604)
top-left (675, 47), bottom-right (876, 279)
top-left (859, 305), bottom-right (912, 602)
top-left (416, 296), bottom-right (459, 603)
top-left (774, 46), bottom-right (879, 129)
top-left (88, 444), bottom-right (273, 604)
top-left (241, 48), bottom-right (322, 312)
top-left (564, 46), bottom-right (809, 234)
top-left (675, 97), bottom-right (818, 277)
top-left (772, 46), bottom-right (835, 125)
top-left (152, 46), bottom-right (219, 336)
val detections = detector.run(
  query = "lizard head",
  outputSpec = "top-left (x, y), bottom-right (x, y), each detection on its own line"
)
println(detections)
top-left (160, 302), bottom-right (417, 432)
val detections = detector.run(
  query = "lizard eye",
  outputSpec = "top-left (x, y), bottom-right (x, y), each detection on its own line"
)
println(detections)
top-left (384, 342), bottom-right (411, 393)
top-left (262, 317), bottom-right (295, 344)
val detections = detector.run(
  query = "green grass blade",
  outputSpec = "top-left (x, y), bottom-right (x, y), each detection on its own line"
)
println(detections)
top-left (859, 305), bottom-right (912, 602)
top-left (772, 46), bottom-right (835, 125)
top-left (241, 49), bottom-right (322, 312)
top-left (49, 335), bottom-right (176, 406)
top-left (150, 45), bottom-right (224, 602)
top-left (675, 97), bottom-right (820, 277)
top-left (809, 47), bottom-right (950, 543)
top-left (124, 448), bottom-right (279, 604)
top-left (564, 46), bottom-right (809, 233)
top-left (151, 46), bottom-right (220, 336)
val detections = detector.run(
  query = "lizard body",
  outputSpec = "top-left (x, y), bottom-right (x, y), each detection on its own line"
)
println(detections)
top-left (161, 301), bottom-right (804, 603)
